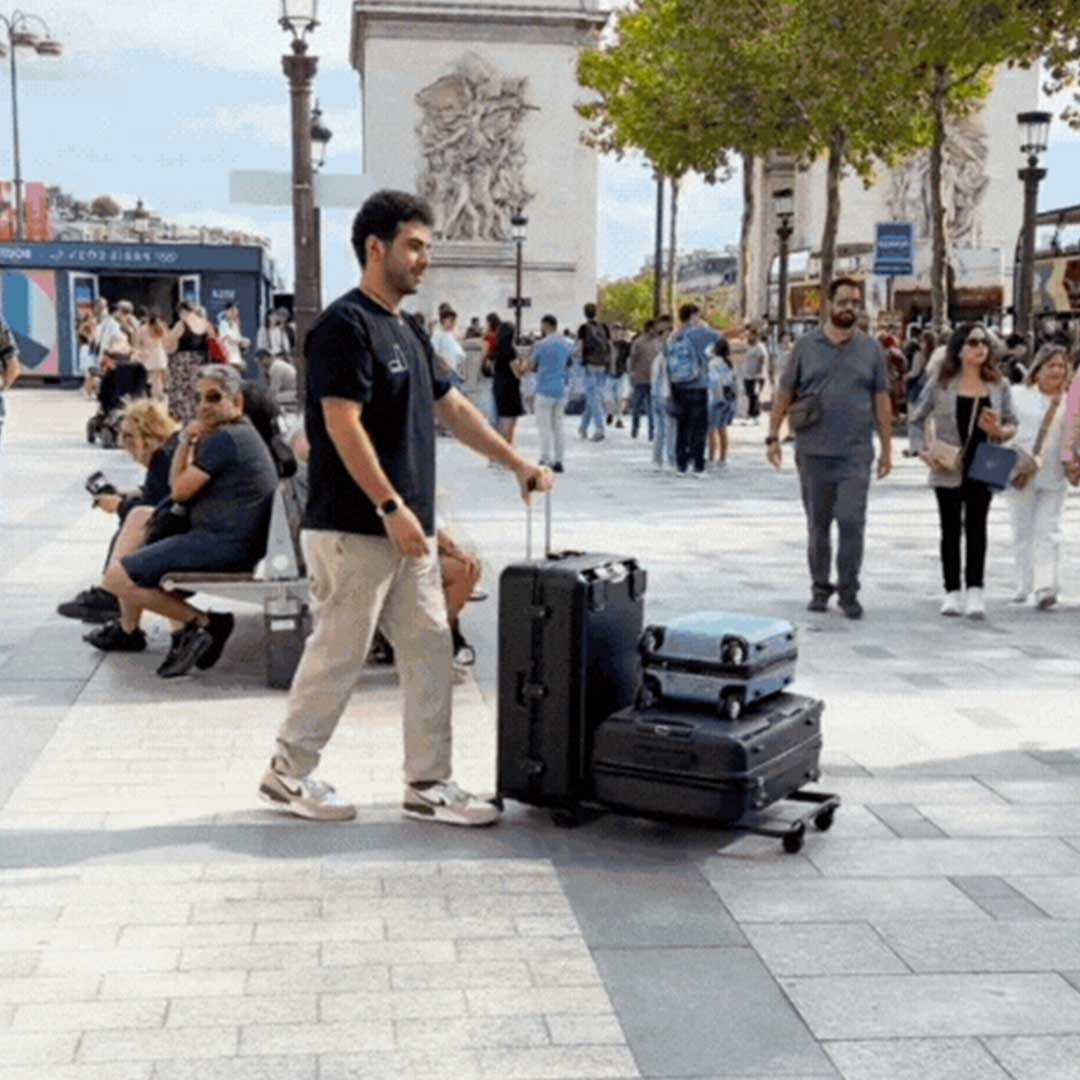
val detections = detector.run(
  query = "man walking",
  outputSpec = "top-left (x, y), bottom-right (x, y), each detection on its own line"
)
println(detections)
top-left (530, 314), bottom-right (572, 472)
top-left (577, 302), bottom-right (610, 441)
top-left (628, 320), bottom-right (661, 440)
top-left (666, 304), bottom-right (720, 478)
top-left (743, 327), bottom-right (767, 424)
top-left (260, 189), bottom-right (552, 825)
top-left (767, 277), bottom-right (892, 619)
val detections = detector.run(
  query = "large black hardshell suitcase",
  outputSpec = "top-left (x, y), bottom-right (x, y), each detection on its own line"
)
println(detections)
top-left (497, 497), bottom-right (647, 810)
top-left (590, 693), bottom-right (824, 825)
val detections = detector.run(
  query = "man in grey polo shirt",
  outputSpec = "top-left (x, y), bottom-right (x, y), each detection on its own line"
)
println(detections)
top-left (767, 277), bottom-right (892, 619)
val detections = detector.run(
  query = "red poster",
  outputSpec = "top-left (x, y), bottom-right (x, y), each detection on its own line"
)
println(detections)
top-left (24, 182), bottom-right (50, 242)
top-left (0, 182), bottom-right (13, 242)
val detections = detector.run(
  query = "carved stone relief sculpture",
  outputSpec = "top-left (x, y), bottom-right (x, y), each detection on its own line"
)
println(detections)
top-left (886, 115), bottom-right (990, 247)
top-left (415, 53), bottom-right (534, 242)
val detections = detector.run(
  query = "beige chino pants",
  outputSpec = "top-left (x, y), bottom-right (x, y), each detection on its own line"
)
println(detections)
top-left (275, 529), bottom-right (453, 785)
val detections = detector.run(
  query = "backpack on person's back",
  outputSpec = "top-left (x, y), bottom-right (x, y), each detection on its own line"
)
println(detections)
top-left (582, 321), bottom-right (609, 367)
top-left (665, 332), bottom-right (704, 386)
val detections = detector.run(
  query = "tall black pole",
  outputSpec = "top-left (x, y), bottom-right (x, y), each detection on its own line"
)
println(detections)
top-left (777, 220), bottom-right (792, 337)
top-left (514, 238), bottom-right (524, 343)
top-left (1016, 158), bottom-right (1044, 345)
top-left (652, 173), bottom-right (664, 318)
top-left (8, 28), bottom-right (22, 241)
top-left (283, 38), bottom-right (319, 403)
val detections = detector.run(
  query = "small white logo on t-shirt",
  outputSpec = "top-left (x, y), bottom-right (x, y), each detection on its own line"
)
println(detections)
top-left (387, 345), bottom-right (408, 375)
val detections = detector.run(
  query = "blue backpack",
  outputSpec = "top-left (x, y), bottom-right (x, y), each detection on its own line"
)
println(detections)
top-left (665, 332), bottom-right (702, 385)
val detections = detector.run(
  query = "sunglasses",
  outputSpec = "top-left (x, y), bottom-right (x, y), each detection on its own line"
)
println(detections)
top-left (965, 336), bottom-right (989, 347)
top-left (197, 390), bottom-right (225, 404)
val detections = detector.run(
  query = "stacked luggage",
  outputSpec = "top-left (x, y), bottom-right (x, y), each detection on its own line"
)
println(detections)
top-left (496, 498), bottom-right (838, 851)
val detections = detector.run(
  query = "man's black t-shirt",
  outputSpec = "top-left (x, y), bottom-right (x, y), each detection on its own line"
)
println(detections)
top-left (304, 289), bottom-right (452, 537)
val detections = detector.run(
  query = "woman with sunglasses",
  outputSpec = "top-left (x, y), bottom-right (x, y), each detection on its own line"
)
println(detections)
top-left (1007, 344), bottom-right (1072, 610)
top-left (909, 324), bottom-right (1017, 618)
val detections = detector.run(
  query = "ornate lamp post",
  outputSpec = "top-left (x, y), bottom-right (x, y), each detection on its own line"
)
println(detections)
top-left (310, 101), bottom-right (332, 306)
top-left (132, 198), bottom-right (149, 245)
top-left (279, 0), bottom-right (320, 381)
top-left (511, 208), bottom-right (528, 343)
top-left (1015, 109), bottom-right (1051, 342)
top-left (653, 169), bottom-right (664, 318)
top-left (773, 187), bottom-right (795, 337)
top-left (0, 10), bottom-right (62, 241)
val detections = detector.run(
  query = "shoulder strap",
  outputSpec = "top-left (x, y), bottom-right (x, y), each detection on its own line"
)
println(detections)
top-left (1032, 395), bottom-right (1062, 458)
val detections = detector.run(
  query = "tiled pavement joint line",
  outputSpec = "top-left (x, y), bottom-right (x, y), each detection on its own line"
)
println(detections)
top-left (863, 922), bottom-right (916, 976)
top-left (864, 803), bottom-right (947, 839)
top-left (950, 876), bottom-right (1054, 920)
top-left (977, 1034), bottom-right (1026, 1080)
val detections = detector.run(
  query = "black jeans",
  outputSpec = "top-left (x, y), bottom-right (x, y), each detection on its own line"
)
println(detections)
top-left (934, 478), bottom-right (993, 592)
top-left (630, 383), bottom-right (653, 439)
top-left (672, 386), bottom-right (709, 473)
top-left (744, 378), bottom-right (761, 419)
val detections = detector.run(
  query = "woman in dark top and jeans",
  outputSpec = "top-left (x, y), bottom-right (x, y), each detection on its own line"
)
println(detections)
top-left (909, 324), bottom-right (1017, 619)
top-left (491, 319), bottom-right (525, 446)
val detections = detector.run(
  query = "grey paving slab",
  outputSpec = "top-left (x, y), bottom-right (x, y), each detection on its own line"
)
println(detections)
top-left (825, 778), bottom-right (1004, 806)
top-left (916, 804), bottom-right (1080, 838)
top-left (557, 864), bottom-right (745, 948)
top-left (594, 946), bottom-right (834, 1078)
top-left (1005, 876), bottom-right (1080, 918)
top-left (874, 919), bottom-right (1080, 972)
top-left (824, 1038), bottom-right (1011, 1080)
top-left (710, 878), bottom-right (986, 923)
top-left (981, 1035), bottom-right (1080, 1080)
top-left (806, 838), bottom-right (1080, 878)
top-left (950, 877), bottom-right (1049, 920)
top-left (984, 780), bottom-right (1080, 804)
top-left (865, 804), bottom-right (946, 839)
top-left (782, 973), bottom-right (1080, 1039)
top-left (741, 923), bottom-right (909, 976)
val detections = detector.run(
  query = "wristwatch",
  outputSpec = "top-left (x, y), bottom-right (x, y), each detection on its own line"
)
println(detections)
top-left (765, 435), bottom-right (779, 446)
top-left (375, 496), bottom-right (402, 519)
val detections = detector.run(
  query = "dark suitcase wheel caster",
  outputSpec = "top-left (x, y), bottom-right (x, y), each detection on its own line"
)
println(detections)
top-left (782, 824), bottom-right (806, 854)
top-left (813, 808), bottom-right (835, 832)
top-left (550, 807), bottom-right (585, 829)
top-left (719, 691), bottom-right (743, 721)
top-left (636, 677), bottom-right (660, 711)
top-left (489, 796), bottom-right (505, 812)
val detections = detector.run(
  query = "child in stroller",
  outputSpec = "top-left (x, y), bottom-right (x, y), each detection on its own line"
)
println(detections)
top-left (86, 336), bottom-right (148, 448)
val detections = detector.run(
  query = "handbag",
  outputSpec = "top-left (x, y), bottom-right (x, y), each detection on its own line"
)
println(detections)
top-left (145, 497), bottom-right (190, 544)
top-left (970, 441), bottom-right (1018, 492)
top-left (1010, 395), bottom-right (1060, 490)
top-left (208, 335), bottom-right (229, 365)
top-left (925, 404), bottom-right (978, 475)
top-left (787, 355), bottom-right (841, 433)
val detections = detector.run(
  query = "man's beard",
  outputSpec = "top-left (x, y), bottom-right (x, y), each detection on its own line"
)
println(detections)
top-left (386, 260), bottom-right (422, 297)
top-left (830, 310), bottom-right (856, 329)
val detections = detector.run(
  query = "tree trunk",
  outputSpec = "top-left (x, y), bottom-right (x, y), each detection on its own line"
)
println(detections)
top-left (738, 153), bottom-right (754, 322)
top-left (666, 175), bottom-right (680, 315)
top-left (819, 127), bottom-right (845, 313)
top-left (929, 64), bottom-right (950, 335)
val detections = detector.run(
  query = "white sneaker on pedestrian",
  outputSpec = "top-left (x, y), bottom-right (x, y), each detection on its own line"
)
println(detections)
top-left (965, 588), bottom-right (986, 620)
top-left (690, 470), bottom-right (706, 480)
top-left (259, 759), bottom-right (356, 821)
top-left (940, 591), bottom-right (963, 617)
top-left (403, 779), bottom-right (499, 827)
top-left (1010, 589), bottom-right (1030, 605)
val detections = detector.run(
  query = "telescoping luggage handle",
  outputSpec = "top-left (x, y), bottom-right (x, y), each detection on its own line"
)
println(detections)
top-left (525, 485), bottom-right (553, 561)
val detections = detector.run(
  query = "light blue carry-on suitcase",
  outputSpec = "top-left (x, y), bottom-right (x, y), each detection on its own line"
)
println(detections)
top-left (637, 611), bottom-right (797, 720)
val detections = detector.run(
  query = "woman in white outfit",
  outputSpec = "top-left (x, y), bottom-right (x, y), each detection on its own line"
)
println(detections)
top-left (1007, 344), bottom-right (1072, 610)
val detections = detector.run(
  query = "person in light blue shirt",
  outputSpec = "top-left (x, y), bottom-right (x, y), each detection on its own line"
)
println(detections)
top-left (530, 314), bottom-right (573, 472)
top-left (666, 303), bottom-right (721, 476)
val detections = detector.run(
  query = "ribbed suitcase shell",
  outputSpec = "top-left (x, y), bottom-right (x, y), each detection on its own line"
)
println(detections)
top-left (590, 693), bottom-right (823, 824)
top-left (639, 611), bottom-right (798, 715)
top-left (497, 552), bottom-right (646, 808)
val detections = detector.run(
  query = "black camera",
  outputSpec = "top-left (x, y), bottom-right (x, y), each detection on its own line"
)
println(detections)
top-left (85, 471), bottom-right (117, 497)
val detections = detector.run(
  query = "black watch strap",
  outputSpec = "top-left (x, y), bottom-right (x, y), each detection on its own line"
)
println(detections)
top-left (376, 497), bottom-right (402, 519)
top-left (765, 435), bottom-right (779, 445)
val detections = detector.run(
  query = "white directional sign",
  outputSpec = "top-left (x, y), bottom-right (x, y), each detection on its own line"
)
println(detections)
top-left (230, 171), bottom-right (377, 209)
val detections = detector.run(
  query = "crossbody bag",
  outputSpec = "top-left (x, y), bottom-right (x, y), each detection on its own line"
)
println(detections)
top-left (1011, 395), bottom-right (1060, 490)
top-left (787, 355), bottom-right (841, 433)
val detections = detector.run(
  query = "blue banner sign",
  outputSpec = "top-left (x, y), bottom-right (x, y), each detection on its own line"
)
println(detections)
top-left (0, 241), bottom-right (265, 275)
top-left (874, 222), bottom-right (914, 277)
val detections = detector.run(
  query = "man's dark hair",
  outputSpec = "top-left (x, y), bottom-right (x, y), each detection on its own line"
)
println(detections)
top-left (643, 319), bottom-right (655, 332)
top-left (351, 189), bottom-right (434, 268)
top-left (440, 308), bottom-right (457, 322)
top-left (485, 312), bottom-right (501, 332)
top-left (541, 314), bottom-right (558, 330)
top-left (713, 336), bottom-right (730, 359)
top-left (828, 276), bottom-right (861, 301)
top-left (1006, 333), bottom-right (1026, 350)
top-left (583, 302), bottom-right (597, 320)
top-left (657, 312), bottom-right (673, 324)
top-left (678, 302), bottom-right (699, 324)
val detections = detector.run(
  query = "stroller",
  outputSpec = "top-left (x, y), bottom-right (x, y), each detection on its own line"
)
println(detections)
top-left (86, 359), bottom-right (148, 448)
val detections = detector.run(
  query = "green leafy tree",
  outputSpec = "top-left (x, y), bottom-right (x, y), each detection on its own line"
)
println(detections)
top-left (90, 195), bottom-right (121, 221)
top-left (598, 274), bottom-right (656, 331)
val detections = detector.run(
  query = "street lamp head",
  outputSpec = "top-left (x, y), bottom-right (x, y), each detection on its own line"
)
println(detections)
top-left (1018, 110), bottom-right (1052, 159)
top-left (35, 38), bottom-right (63, 57)
top-left (280, 0), bottom-right (319, 41)
top-left (132, 199), bottom-right (149, 234)
top-left (11, 29), bottom-right (39, 48)
top-left (511, 208), bottom-right (528, 243)
top-left (310, 102), bottom-right (333, 171)
top-left (773, 187), bottom-right (795, 223)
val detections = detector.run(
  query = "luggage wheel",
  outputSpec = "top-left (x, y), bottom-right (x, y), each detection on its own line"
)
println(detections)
top-left (636, 676), bottom-right (661, 711)
top-left (719, 690), bottom-right (743, 721)
top-left (782, 823), bottom-right (806, 854)
top-left (550, 804), bottom-right (600, 829)
top-left (727, 790), bottom-right (840, 854)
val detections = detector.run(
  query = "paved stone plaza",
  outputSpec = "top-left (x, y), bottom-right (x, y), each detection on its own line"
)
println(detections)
top-left (3, 386), bottom-right (1080, 1079)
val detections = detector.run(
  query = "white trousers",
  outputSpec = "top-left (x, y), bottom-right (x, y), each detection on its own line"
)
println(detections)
top-left (1008, 484), bottom-right (1067, 596)
top-left (534, 395), bottom-right (565, 465)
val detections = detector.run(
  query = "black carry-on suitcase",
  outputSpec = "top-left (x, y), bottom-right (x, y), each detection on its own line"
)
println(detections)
top-left (590, 693), bottom-right (839, 853)
top-left (497, 494), bottom-right (647, 823)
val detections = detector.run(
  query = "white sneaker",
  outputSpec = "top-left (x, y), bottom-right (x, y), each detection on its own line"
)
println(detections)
top-left (690, 470), bottom-right (706, 481)
top-left (259, 759), bottom-right (356, 821)
top-left (965, 588), bottom-right (986, 620)
top-left (403, 779), bottom-right (499, 827)
top-left (1010, 589), bottom-right (1030, 605)
top-left (940, 591), bottom-right (963, 617)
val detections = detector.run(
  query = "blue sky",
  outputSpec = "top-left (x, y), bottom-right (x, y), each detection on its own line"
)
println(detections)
top-left (10, 1), bottom-right (1080, 308)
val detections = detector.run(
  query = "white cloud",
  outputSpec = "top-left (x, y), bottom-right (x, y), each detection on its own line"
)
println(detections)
top-left (38, 0), bottom-right (355, 75)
